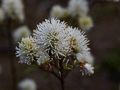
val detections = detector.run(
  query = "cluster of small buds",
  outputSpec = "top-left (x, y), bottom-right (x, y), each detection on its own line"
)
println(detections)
top-left (18, 78), bottom-right (37, 90)
top-left (68, 0), bottom-right (89, 17)
top-left (16, 18), bottom-right (94, 75)
top-left (0, 0), bottom-right (24, 22)
top-left (12, 25), bottom-right (31, 43)
top-left (50, 0), bottom-right (93, 31)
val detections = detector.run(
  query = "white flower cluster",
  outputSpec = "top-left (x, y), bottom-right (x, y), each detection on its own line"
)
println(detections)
top-left (16, 37), bottom-right (38, 65)
top-left (78, 16), bottom-right (93, 31)
top-left (1, 0), bottom-right (24, 22)
top-left (68, 0), bottom-right (88, 17)
top-left (33, 19), bottom-right (70, 58)
top-left (50, 5), bottom-right (68, 19)
top-left (13, 25), bottom-right (31, 43)
top-left (50, 0), bottom-right (93, 31)
top-left (16, 36), bottom-right (49, 65)
top-left (18, 78), bottom-right (37, 90)
top-left (16, 18), bottom-right (94, 75)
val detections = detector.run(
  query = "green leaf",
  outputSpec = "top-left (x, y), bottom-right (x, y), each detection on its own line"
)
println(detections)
top-left (105, 4), bottom-right (118, 15)
top-left (64, 65), bottom-right (73, 70)
top-left (102, 45), bottom-right (120, 72)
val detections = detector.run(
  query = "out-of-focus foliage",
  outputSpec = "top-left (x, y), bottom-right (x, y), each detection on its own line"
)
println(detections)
top-left (24, 66), bottom-right (39, 75)
top-left (103, 45), bottom-right (120, 73)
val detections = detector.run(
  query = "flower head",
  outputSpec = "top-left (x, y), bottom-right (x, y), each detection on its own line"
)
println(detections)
top-left (76, 53), bottom-right (94, 65)
top-left (13, 25), bottom-right (31, 43)
top-left (2, 0), bottom-right (24, 21)
top-left (16, 36), bottom-right (49, 65)
top-left (66, 27), bottom-right (90, 54)
top-left (68, 0), bottom-right (89, 17)
top-left (80, 61), bottom-right (94, 75)
top-left (16, 37), bottom-right (38, 65)
top-left (18, 78), bottom-right (37, 90)
top-left (36, 50), bottom-right (50, 65)
top-left (78, 16), bottom-right (93, 31)
top-left (33, 18), bottom-right (70, 58)
top-left (50, 5), bottom-right (68, 18)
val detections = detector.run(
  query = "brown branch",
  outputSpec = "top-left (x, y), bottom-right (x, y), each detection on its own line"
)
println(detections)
top-left (50, 62), bottom-right (61, 70)
top-left (51, 71), bottom-right (61, 80)
top-left (59, 60), bottom-right (65, 90)
top-left (39, 66), bottom-right (61, 80)
top-left (64, 70), bottom-right (71, 79)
